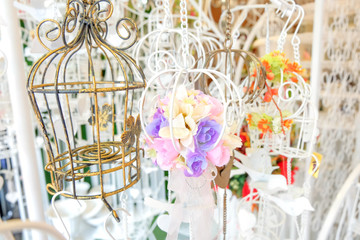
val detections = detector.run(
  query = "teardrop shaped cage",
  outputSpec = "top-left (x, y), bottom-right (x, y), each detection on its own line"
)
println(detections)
top-left (27, 0), bottom-right (146, 218)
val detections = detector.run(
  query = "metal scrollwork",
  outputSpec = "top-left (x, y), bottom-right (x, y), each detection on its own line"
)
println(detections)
top-left (27, 0), bottom-right (145, 222)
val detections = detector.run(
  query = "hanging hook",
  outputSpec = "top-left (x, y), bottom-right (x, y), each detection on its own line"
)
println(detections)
top-left (101, 197), bottom-right (121, 222)
top-left (291, 5), bottom-right (305, 64)
top-left (274, 0), bottom-right (297, 51)
top-left (104, 207), bottom-right (131, 240)
top-left (271, 0), bottom-right (295, 18)
top-left (51, 191), bottom-right (85, 240)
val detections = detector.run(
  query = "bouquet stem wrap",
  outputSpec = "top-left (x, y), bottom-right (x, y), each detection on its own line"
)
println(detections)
top-left (166, 165), bottom-right (216, 239)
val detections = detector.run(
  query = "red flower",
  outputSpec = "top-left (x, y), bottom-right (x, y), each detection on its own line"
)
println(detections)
top-left (277, 160), bottom-right (299, 184)
top-left (242, 181), bottom-right (257, 200)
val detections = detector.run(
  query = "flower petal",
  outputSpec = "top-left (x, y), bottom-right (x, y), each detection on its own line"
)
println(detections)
top-left (176, 85), bottom-right (188, 100)
top-left (159, 127), bottom-right (190, 139)
top-left (192, 105), bottom-right (211, 122)
top-left (223, 134), bottom-right (243, 150)
top-left (185, 116), bottom-right (198, 134)
top-left (180, 103), bottom-right (193, 117)
top-left (181, 134), bottom-right (195, 152)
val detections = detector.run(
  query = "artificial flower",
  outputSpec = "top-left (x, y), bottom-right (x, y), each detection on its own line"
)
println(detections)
top-left (283, 119), bottom-right (293, 129)
top-left (185, 150), bottom-right (208, 177)
top-left (144, 87), bottom-right (240, 177)
top-left (284, 61), bottom-right (303, 75)
top-left (222, 123), bottom-right (243, 150)
top-left (145, 108), bottom-right (169, 138)
top-left (159, 114), bottom-right (191, 139)
top-left (272, 116), bottom-right (282, 134)
top-left (247, 112), bottom-right (293, 134)
top-left (257, 119), bottom-right (272, 134)
top-left (149, 138), bottom-right (180, 170)
top-left (206, 140), bottom-right (231, 167)
top-left (195, 118), bottom-right (221, 152)
top-left (242, 181), bottom-right (258, 201)
top-left (207, 95), bottom-right (224, 118)
top-left (278, 159), bottom-right (299, 185)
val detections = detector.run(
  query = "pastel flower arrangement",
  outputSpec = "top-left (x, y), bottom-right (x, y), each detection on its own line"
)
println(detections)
top-left (145, 86), bottom-right (242, 177)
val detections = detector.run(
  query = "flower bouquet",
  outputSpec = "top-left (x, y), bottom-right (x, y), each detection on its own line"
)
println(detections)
top-left (144, 85), bottom-right (242, 177)
top-left (143, 85), bottom-right (242, 239)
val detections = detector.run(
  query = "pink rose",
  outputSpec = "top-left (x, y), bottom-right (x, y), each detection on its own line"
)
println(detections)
top-left (208, 96), bottom-right (224, 117)
top-left (206, 140), bottom-right (230, 167)
top-left (151, 138), bottom-right (179, 170)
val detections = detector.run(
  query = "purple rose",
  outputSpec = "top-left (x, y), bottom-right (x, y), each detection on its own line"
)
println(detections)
top-left (146, 108), bottom-right (169, 138)
top-left (184, 151), bottom-right (208, 177)
top-left (195, 118), bottom-right (221, 152)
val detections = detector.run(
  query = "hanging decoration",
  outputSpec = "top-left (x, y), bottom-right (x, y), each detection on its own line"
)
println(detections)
top-left (226, 2), bottom-right (319, 239)
top-left (200, 1), bottom-right (269, 237)
top-left (246, 50), bottom-right (304, 135)
top-left (144, 85), bottom-right (241, 177)
top-left (139, 0), bottom-right (247, 237)
top-left (27, 0), bottom-right (146, 221)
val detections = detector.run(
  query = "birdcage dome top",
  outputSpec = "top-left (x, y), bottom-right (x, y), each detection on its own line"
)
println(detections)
top-left (27, 0), bottom-right (146, 94)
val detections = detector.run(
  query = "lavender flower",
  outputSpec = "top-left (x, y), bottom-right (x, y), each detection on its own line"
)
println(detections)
top-left (195, 118), bottom-right (221, 152)
top-left (184, 150), bottom-right (208, 177)
top-left (146, 108), bottom-right (169, 138)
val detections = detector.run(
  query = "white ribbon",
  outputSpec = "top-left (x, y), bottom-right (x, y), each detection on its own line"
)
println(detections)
top-left (166, 166), bottom-right (216, 239)
top-left (145, 165), bottom-right (217, 239)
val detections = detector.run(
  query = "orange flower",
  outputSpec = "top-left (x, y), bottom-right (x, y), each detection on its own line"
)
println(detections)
top-left (270, 51), bottom-right (286, 58)
top-left (246, 114), bottom-right (253, 126)
top-left (282, 58), bottom-right (289, 66)
top-left (264, 91), bottom-right (272, 102)
top-left (290, 76), bottom-right (298, 83)
top-left (261, 60), bottom-right (272, 72)
top-left (283, 119), bottom-right (293, 129)
top-left (271, 88), bottom-right (278, 95)
top-left (284, 62), bottom-right (303, 74)
top-left (252, 67), bottom-right (257, 77)
top-left (263, 88), bottom-right (278, 102)
top-left (258, 119), bottom-right (272, 134)
top-left (266, 72), bottom-right (275, 80)
top-left (240, 132), bottom-right (251, 148)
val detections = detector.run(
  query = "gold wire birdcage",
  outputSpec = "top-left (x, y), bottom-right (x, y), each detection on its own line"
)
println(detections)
top-left (27, 0), bottom-right (145, 220)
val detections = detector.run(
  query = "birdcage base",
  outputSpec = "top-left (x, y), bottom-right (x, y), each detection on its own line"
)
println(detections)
top-left (50, 141), bottom-right (130, 164)
top-left (45, 141), bottom-right (141, 199)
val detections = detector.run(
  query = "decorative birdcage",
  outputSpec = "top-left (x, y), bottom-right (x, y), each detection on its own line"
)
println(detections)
top-left (27, 0), bottom-right (145, 220)
top-left (201, 2), bottom-right (267, 106)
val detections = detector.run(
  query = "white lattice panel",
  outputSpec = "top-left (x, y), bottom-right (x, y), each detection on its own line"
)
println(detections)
top-left (311, 0), bottom-right (360, 239)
